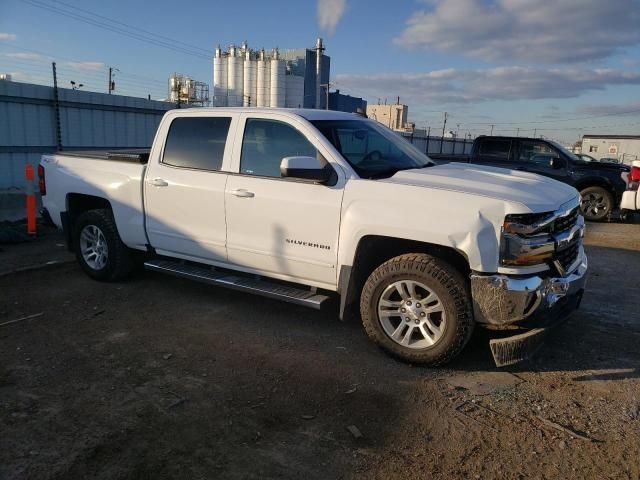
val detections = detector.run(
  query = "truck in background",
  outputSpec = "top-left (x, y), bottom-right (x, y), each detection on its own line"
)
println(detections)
top-left (430, 135), bottom-right (632, 222)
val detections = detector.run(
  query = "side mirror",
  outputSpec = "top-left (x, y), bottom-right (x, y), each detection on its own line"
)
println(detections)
top-left (280, 156), bottom-right (333, 184)
top-left (549, 157), bottom-right (566, 169)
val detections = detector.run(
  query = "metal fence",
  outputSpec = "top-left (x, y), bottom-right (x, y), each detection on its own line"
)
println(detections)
top-left (401, 131), bottom-right (474, 156)
top-left (0, 80), bottom-right (175, 220)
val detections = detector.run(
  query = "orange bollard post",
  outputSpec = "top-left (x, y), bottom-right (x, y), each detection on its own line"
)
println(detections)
top-left (25, 164), bottom-right (37, 236)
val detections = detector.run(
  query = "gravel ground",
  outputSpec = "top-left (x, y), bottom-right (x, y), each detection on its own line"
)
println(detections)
top-left (1, 222), bottom-right (639, 479)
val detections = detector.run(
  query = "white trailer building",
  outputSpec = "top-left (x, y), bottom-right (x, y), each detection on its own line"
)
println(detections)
top-left (581, 135), bottom-right (640, 164)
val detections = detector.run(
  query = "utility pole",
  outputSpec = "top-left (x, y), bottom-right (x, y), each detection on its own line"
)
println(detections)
top-left (440, 112), bottom-right (448, 154)
top-left (533, 128), bottom-right (537, 137)
top-left (320, 83), bottom-right (332, 110)
top-left (516, 127), bottom-right (520, 137)
top-left (490, 124), bottom-right (494, 135)
top-left (108, 67), bottom-right (119, 94)
top-left (51, 62), bottom-right (62, 151)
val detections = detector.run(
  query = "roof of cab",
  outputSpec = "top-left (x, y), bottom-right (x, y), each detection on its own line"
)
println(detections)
top-left (169, 107), bottom-right (363, 121)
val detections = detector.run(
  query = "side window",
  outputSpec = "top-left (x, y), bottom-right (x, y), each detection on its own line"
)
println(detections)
top-left (589, 145), bottom-right (598, 153)
top-left (163, 117), bottom-right (231, 171)
top-left (240, 119), bottom-right (317, 177)
top-left (478, 139), bottom-right (511, 161)
top-left (519, 141), bottom-right (558, 165)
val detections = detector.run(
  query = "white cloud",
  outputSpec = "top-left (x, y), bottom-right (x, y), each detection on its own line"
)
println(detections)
top-left (394, 0), bottom-right (640, 64)
top-left (335, 67), bottom-right (640, 105)
top-left (0, 33), bottom-right (17, 41)
top-left (317, 0), bottom-right (346, 35)
top-left (64, 61), bottom-right (105, 71)
top-left (6, 52), bottom-right (45, 61)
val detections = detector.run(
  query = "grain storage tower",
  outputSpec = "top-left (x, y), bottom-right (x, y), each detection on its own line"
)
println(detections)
top-left (212, 38), bottom-right (330, 109)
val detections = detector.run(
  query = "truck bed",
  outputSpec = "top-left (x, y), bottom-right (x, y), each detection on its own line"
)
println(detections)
top-left (56, 149), bottom-right (150, 164)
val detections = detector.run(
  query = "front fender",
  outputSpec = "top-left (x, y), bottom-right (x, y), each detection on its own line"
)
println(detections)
top-left (338, 180), bottom-right (527, 273)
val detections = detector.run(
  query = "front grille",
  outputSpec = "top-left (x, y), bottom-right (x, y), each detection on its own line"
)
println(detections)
top-left (551, 206), bottom-right (581, 274)
top-left (555, 240), bottom-right (580, 273)
top-left (553, 206), bottom-right (579, 233)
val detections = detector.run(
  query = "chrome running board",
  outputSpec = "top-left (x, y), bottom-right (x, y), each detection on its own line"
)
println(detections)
top-left (144, 259), bottom-right (331, 310)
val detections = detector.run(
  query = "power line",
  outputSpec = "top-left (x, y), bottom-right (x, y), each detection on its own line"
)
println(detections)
top-left (0, 43), bottom-right (170, 87)
top-left (462, 108), bottom-right (640, 125)
top-left (20, 0), bottom-right (211, 59)
top-left (49, 0), bottom-right (211, 55)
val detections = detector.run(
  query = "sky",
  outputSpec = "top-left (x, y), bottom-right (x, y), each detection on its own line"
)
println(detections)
top-left (1, 0), bottom-right (640, 144)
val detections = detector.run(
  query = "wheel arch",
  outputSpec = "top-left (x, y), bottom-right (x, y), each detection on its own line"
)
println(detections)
top-left (338, 235), bottom-right (470, 320)
top-left (65, 193), bottom-right (112, 250)
top-left (574, 177), bottom-right (616, 198)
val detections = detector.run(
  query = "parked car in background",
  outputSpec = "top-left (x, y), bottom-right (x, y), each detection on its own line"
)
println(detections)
top-left (39, 108), bottom-right (587, 367)
top-left (576, 153), bottom-right (597, 162)
top-left (431, 135), bottom-right (632, 221)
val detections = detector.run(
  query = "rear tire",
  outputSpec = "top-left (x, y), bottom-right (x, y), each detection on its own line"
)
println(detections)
top-left (360, 253), bottom-right (474, 366)
top-left (73, 209), bottom-right (134, 281)
top-left (580, 186), bottom-right (613, 222)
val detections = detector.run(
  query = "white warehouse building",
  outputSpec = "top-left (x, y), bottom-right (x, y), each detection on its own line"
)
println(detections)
top-left (212, 38), bottom-right (330, 109)
top-left (581, 135), bottom-right (640, 164)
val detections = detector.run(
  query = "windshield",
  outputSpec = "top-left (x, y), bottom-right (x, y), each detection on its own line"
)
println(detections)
top-left (548, 140), bottom-right (581, 162)
top-left (311, 119), bottom-right (433, 178)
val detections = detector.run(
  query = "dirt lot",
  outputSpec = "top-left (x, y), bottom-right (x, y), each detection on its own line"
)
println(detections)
top-left (1, 222), bottom-right (639, 479)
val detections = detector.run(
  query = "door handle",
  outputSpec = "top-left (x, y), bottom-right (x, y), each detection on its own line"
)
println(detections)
top-left (230, 189), bottom-right (255, 198)
top-left (151, 178), bottom-right (168, 187)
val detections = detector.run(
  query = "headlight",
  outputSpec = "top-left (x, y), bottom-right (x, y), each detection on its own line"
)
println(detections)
top-left (500, 213), bottom-right (555, 267)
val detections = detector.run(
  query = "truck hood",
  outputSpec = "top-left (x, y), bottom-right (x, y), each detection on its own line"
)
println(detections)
top-left (383, 163), bottom-right (578, 213)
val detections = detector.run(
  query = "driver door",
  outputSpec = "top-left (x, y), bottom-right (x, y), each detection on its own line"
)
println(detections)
top-left (516, 140), bottom-right (570, 183)
top-left (224, 114), bottom-right (344, 289)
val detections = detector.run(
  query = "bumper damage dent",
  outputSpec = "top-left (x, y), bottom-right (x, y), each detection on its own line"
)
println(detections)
top-left (470, 250), bottom-right (587, 327)
top-left (470, 251), bottom-right (588, 366)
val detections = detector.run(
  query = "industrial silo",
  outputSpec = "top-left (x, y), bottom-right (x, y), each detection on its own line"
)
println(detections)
top-left (270, 49), bottom-right (285, 108)
top-left (256, 49), bottom-right (270, 107)
top-left (227, 44), bottom-right (244, 107)
top-left (243, 49), bottom-right (256, 107)
top-left (213, 46), bottom-right (227, 107)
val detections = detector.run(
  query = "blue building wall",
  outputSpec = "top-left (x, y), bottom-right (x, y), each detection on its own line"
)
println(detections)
top-left (303, 51), bottom-right (330, 109)
top-left (328, 90), bottom-right (367, 113)
top-left (0, 80), bottom-right (175, 220)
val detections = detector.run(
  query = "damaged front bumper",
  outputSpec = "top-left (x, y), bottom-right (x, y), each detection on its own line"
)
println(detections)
top-left (470, 250), bottom-right (588, 366)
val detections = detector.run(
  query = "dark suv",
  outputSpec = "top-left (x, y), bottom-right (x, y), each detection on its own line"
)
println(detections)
top-left (462, 136), bottom-right (630, 221)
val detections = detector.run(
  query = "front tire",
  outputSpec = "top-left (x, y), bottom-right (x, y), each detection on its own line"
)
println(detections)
top-left (360, 254), bottom-right (474, 366)
top-left (73, 209), bottom-right (134, 281)
top-left (580, 186), bottom-right (613, 221)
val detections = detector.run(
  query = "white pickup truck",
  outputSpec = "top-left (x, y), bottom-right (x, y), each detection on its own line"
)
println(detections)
top-left (39, 108), bottom-right (587, 366)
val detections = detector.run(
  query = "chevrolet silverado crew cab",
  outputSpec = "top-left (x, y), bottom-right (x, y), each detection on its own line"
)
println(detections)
top-left (432, 135), bottom-right (632, 222)
top-left (40, 109), bottom-right (587, 366)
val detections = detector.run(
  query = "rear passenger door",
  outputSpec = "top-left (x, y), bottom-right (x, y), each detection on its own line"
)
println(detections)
top-left (144, 113), bottom-right (236, 262)
top-left (473, 138), bottom-right (516, 169)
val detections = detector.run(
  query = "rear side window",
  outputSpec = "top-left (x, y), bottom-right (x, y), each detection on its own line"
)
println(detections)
top-left (478, 139), bottom-right (511, 161)
top-left (240, 119), bottom-right (317, 177)
top-left (163, 117), bottom-right (231, 171)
